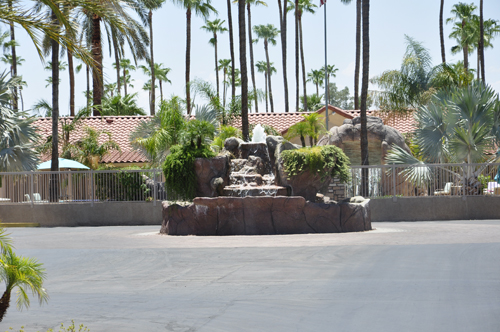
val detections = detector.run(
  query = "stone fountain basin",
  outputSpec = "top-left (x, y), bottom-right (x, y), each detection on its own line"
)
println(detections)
top-left (161, 196), bottom-right (371, 236)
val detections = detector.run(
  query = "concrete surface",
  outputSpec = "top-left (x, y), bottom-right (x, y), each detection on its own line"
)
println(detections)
top-left (2, 220), bottom-right (500, 331)
top-left (370, 196), bottom-right (500, 221)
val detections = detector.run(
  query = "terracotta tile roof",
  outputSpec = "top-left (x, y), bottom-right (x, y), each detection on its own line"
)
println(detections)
top-left (316, 105), bottom-right (355, 120)
top-left (34, 116), bottom-right (152, 164)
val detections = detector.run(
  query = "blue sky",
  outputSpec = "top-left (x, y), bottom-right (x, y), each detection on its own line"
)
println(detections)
top-left (9, 0), bottom-right (500, 115)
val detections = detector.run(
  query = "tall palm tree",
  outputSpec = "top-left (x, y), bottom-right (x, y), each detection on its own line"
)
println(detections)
top-left (50, 8), bottom-right (60, 201)
top-left (303, 113), bottom-right (324, 146)
top-left (254, 24), bottom-right (279, 113)
top-left (256, 60), bottom-right (276, 113)
top-left (360, 0), bottom-right (370, 196)
top-left (440, 0), bottom-right (446, 64)
top-left (322, 64), bottom-right (338, 93)
top-left (117, 58), bottom-right (135, 96)
top-left (201, 18), bottom-right (227, 99)
top-left (175, 0), bottom-right (216, 115)
top-left (288, 0), bottom-right (317, 112)
top-left (307, 69), bottom-right (323, 97)
top-left (469, 16), bottom-right (500, 81)
top-left (0, 247), bottom-right (48, 322)
top-left (218, 58), bottom-right (231, 108)
top-left (101, 93), bottom-right (146, 115)
top-left (277, 0), bottom-right (289, 112)
top-left (354, 0), bottom-right (361, 109)
top-left (294, 0), bottom-right (299, 111)
top-left (142, 0), bottom-right (165, 116)
top-left (238, 0), bottom-right (249, 141)
top-left (154, 63), bottom-right (172, 102)
top-left (479, 0), bottom-right (484, 82)
top-left (447, 2), bottom-right (477, 72)
top-left (226, 0), bottom-right (236, 101)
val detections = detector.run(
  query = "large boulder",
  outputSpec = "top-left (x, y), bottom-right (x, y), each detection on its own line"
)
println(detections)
top-left (194, 156), bottom-right (230, 198)
top-left (317, 116), bottom-right (411, 165)
top-left (161, 196), bottom-right (371, 235)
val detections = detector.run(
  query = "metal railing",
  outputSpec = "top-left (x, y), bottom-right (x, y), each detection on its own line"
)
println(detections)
top-left (0, 169), bottom-right (166, 205)
top-left (347, 162), bottom-right (500, 198)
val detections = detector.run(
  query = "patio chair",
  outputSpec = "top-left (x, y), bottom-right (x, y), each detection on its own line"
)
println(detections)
top-left (33, 193), bottom-right (48, 203)
top-left (434, 182), bottom-right (453, 196)
top-left (484, 182), bottom-right (500, 195)
top-left (24, 194), bottom-right (31, 202)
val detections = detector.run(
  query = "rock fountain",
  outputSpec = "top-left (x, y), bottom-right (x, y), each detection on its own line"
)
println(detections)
top-left (161, 126), bottom-right (371, 236)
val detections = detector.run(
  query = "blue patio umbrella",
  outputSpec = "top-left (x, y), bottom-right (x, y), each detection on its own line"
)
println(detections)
top-left (37, 158), bottom-right (90, 170)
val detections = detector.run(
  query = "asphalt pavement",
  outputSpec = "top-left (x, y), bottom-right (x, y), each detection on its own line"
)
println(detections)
top-left (3, 220), bottom-right (500, 332)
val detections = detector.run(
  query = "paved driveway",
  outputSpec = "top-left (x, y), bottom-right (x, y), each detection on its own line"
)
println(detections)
top-left (3, 220), bottom-right (500, 332)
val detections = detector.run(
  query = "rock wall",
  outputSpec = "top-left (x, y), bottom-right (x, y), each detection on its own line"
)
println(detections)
top-left (161, 196), bottom-right (371, 236)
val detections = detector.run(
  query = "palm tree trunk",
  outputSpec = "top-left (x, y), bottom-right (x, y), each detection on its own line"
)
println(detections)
top-left (477, 53), bottom-right (480, 81)
top-left (86, 64), bottom-right (90, 109)
top-left (68, 51), bottom-right (75, 116)
top-left (50, 10), bottom-right (60, 202)
top-left (238, 0), bottom-right (249, 141)
top-left (159, 80), bottom-right (163, 102)
top-left (360, 0), bottom-right (370, 197)
top-left (439, 0), bottom-right (446, 64)
top-left (264, 71), bottom-right (268, 113)
top-left (300, 135), bottom-right (305, 148)
top-left (316, 83), bottom-right (319, 97)
top-left (91, 14), bottom-right (102, 116)
top-left (278, 0), bottom-right (289, 112)
top-left (462, 19), bottom-right (468, 72)
top-left (294, 0), bottom-right (299, 112)
top-left (299, 15), bottom-right (307, 112)
top-left (113, 34), bottom-right (121, 95)
top-left (214, 33), bottom-right (220, 100)
top-left (223, 69), bottom-right (227, 108)
top-left (479, 0), bottom-right (485, 82)
top-left (185, 7), bottom-right (192, 114)
top-left (0, 290), bottom-right (11, 322)
top-left (149, 10), bottom-right (156, 115)
top-left (123, 67), bottom-right (127, 96)
top-left (265, 41), bottom-right (274, 113)
top-left (227, 0), bottom-right (236, 101)
top-left (354, 0), bottom-right (361, 110)
top-left (8, 0), bottom-right (17, 111)
top-left (247, 3), bottom-right (257, 113)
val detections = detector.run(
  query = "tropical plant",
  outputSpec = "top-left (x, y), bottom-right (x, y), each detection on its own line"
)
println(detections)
top-left (322, 64), bottom-right (338, 94)
top-left (218, 58), bottom-right (231, 108)
top-left (253, 24), bottom-right (280, 113)
top-left (307, 69), bottom-right (323, 97)
top-left (130, 96), bottom-right (186, 167)
top-left (285, 120), bottom-right (310, 147)
top-left (173, 0), bottom-right (217, 115)
top-left (0, 246), bottom-right (49, 322)
top-left (71, 126), bottom-right (121, 169)
top-left (300, 94), bottom-right (323, 113)
top-left (287, 0), bottom-right (317, 112)
top-left (0, 73), bottom-right (39, 172)
top-left (101, 93), bottom-right (146, 116)
top-left (201, 18), bottom-right (227, 99)
top-left (303, 113), bottom-right (324, 146)
top-left (211, 125), bottom-right (241, 152)
top-left (386, 82), bottom-right (500, 193)
top-left (140, 63), bottom-right (172, 104)
top-left (184, 119), bottom-right (216, 149)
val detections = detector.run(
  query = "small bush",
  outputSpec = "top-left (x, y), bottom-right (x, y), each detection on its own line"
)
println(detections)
top-left (163, 144), bottom-right (216, 200)
top-left (281, 145), bottom-right (350, 183)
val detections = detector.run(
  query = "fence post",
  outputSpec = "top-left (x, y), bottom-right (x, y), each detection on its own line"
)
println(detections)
top-left (91, 170), bottom-right (94, 207)
top-left (153, 170), bottom-right (158, 207)
top-left (30, 172), bottom-right (34, 208)
top-left (392, 164), bottom-right (397, 201)
top-left (462, 162), bottom-right (467, 200)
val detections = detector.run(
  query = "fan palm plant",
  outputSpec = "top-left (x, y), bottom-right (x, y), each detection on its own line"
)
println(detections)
top-left (303, 113), bottom-right (324, 146)
top-left (386, 82), bottom-right (500, 193)
top-left (285, 121), bottom-right (310, 147)
top-left (253, 24), bottom-right (279, 113)
top-left (101, 93), bottom-right (146, 116)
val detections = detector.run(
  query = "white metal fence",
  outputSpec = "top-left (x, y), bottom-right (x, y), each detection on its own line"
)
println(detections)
top-left (348, 162), bottom-right (500, 198)
top-left (0, 169), bottom-right (166, 206)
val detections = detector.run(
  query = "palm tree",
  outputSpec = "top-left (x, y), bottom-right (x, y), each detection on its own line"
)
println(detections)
top-left (226, 0), bottom-right (236, 101)
top-left (174, 0), bottom-right (217, 115)
top-left (360, 0), bottom-right (370, 196)
top-left (242, 0), bottom-right (266, 113)
top-left (142, 0), bottom-right (165, 115)
top-left (0, 247), bottom-right (49, 322)
top-left (285, 121), bottom-right (310, 147)
top-left (277, 0), bottom-right (289, 112)
top-left (114, 59), bottom-right (136, 97)
top-left (254, 24), bottom-right (279, 113)
top-left (73, 127), bottom-right (121, 169)
top-left (307, 69), bottom-right (323, 97)
top-left (238, 0), bottom-right (249, 141)
top-left (322, 64), bottom-right (338, 92)
top-left (479, 0), bottom-right (484, 82)
top-left (288, 0), bottom-right (317, 112)
top-left (354, 0), bottom-right (361, 109)
top-left (101, 93), bottom-right (146, 116)
top-left (155, 64), bottom-right (172, 103)
top-left (303, 113), bottom-right (324, 146)
top-left (218, 58), bottom-right (231, 108)
top-left (0, 73), bottom-right (39, 172)
top-left (469, 16), bottom-right (500, 81)
top-left (256, 60), bottom-right (276, 113)
top-left (201, 18), bottom-right (227, 99)
top-left (440, 0), bottom-right (446, 64)
top-left (447, 2), bottom-right (477, 72)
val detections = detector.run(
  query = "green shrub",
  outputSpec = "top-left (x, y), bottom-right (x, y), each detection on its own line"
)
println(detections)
top-left (281, 145), bottom-right (350, 183)
top-left (94, 168), bottom-right (150, 201)
top-left (163, 144), bottom-right (216, 200)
